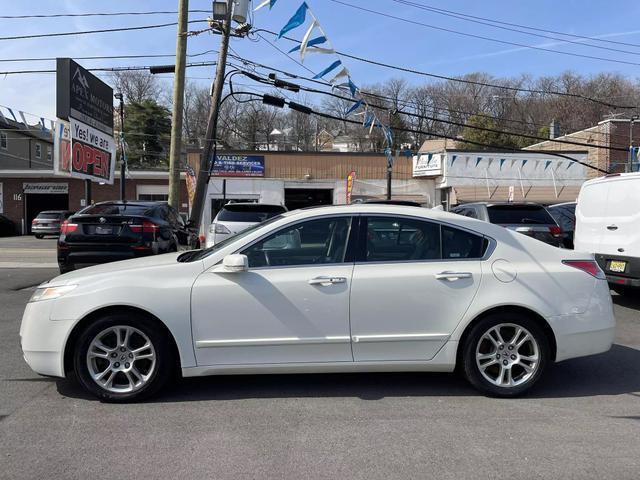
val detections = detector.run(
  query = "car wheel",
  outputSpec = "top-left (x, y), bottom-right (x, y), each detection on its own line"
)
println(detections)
top-left (73, 313), bottom-right (174, 402)
top-left (462, 314), bottom-right (549, 397)
top-left (35, 234), bottom-right (44, 239)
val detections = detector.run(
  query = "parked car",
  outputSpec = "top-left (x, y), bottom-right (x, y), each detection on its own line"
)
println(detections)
top-left (57, 201), bottom-right (197, 273)
top-left (22, 204), bottom-right (614, 401)
top-left (206, 203), bottom-right (287, 248)
top-left (32, 210), bottom-right (74, 238)
top-left (0, 214), bottom-right (17, 237)
top-left (0, 215), bottom-right (17, 237)
top-left (363, 199), bottom-right (423, 207)
top-left (548, 202), bottom-right (576, 249)
top-left (451, 202), bottom-right (563, 247)
top-left (575, 172), bottom-right (640, 295)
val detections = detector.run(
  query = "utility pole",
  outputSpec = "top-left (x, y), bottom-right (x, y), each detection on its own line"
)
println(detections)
top-left (168, 0), bottom-right (189, 210)
top-left (188, 0), bottom-right (233, 237)
top-left (115, 92), bottom-right (126, 201)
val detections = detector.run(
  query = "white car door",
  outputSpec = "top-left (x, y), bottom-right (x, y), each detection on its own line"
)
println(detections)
top-left (191, 215), bottom-right (355, 366)
top-left (350, 216), bottom-right (485, 362)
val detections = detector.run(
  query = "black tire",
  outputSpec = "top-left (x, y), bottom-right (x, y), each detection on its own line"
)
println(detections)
top-left (462, 313), bottom-right (550, 397)
top-left (35, 234), bottom-right (44, 239)
top-left (73, 312), bottom-right (175, 402)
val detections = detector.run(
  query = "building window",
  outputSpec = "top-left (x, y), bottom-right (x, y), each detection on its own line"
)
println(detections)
top-left (46, 146), bottom-right (52, 162)
top-left (137, 193), bottom-right (169, 202)
top-left (35, 142), bottom-right (42, 159)
top-left (0, 131), bottom-right (7, 150)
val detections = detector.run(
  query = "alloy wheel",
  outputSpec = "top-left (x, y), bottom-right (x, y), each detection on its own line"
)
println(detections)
top-left (475, 323), bottom-right (540, 388)
top-left (86, 326), bottom-right (156, 394)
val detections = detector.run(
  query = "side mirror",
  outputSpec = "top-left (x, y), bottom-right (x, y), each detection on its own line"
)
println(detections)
top-left (213, 254), bottom-right (248, 273)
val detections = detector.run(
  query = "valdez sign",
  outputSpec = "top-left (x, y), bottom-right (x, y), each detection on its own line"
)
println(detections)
top-left (56, 58), bottom-right (115, 184)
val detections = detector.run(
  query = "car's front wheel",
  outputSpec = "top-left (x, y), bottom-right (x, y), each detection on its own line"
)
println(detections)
top-left (35, 234), bottom-right (44, 239)
top-left (462, 314), bottom-right (549, 397)
top-left (73, 313), bottom-right (174, 402)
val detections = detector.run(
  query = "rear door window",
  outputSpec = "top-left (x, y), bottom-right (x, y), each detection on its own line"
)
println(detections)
top-left (80, 204), bottom-right (154, 216)
top-left (217, 204), bottom-right (286, 223)
top-left (487, 205), bottom-right (555, 225)
top-left (36, 212), bottom-right (63, 220)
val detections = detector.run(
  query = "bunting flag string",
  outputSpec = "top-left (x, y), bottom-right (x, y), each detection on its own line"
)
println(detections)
top-left (521, 159), bottom-right (528, 168)
top-left (278, 2), bottom-right (308, 39)
top-left (499, 158), bottom-right (506, 170)
top-left (544, 160), bottom-right (552, 170)
top-left (451, 155), bottom-right (458, 166)
top-left (258, 0), bottom-right (394, 150)
top-left (475, 157), bottom-right (483, 168)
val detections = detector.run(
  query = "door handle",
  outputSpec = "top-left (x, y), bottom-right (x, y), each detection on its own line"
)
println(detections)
top-left (606, 225), bottom-right (618, 231)
top-left (308, 276), bottom-right (347, 286)
top-left (434, 271), bottom-right (472, 281)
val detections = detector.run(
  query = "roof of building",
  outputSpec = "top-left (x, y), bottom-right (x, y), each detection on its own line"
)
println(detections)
top-left (0, 116), bottom-right (53, 143)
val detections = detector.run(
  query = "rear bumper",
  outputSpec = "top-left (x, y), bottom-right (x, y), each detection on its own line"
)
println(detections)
top-left (32, 226), bottom-right (61, 234)
top-left (58, 245), bottom-right (154, 269)
top-left (550, 280), bottom-right (616, 362)
top-left (595, 253), bottom-right (640, 285)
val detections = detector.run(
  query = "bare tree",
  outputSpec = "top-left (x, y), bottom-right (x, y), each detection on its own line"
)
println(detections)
top-left (111, 71), bottom-right (163, 104)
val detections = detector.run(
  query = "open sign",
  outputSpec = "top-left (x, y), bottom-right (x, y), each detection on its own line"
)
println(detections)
top-left (70, 118), bottom-right (115, 184)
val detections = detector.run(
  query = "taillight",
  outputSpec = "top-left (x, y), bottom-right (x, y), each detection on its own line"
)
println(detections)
top-left (549, 225), bottom-right (563, 237)
top-left (562, 260), bottom-right (606, 280)
top-left (130, 220), bottom-right (160, 234)
top-left (60, 220), bottom-right (78, 234)
top-left (32, 219), bottom-right (37, 224)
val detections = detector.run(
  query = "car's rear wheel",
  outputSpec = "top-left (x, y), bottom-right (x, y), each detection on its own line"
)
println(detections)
top-left (73, 313), bottom-right (174, 402)
top-left (35, 234), bottom-right (43, 239)
top-left (462, 314), bottom-right (549, 397)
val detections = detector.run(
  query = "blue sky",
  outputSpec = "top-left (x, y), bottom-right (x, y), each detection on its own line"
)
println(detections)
top-left (2, 0), bottom-right (640, 122)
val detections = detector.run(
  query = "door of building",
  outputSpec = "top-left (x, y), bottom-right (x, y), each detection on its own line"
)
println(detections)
top-left (284, 188), bottom-right (333, 211)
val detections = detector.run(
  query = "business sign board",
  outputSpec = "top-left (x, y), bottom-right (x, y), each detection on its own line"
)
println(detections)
top-left (53, 120), bottom-right (71, 176)
top-left (211, 155), bottom-right (265, 177)
top-left (56, 58), bottom-right (114, 135)
top-left (56, 58), bottom-right (115, 184)
top-left (412, 153), bottom-right (443, 177)
top-left (23, 183), bottom-right (69, 194)
top-left (69, 118), bottom-right (116, 184)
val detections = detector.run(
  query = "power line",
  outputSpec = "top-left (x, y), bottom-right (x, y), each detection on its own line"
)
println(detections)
top-left (326, 0), bottom-right (640, 67)
top-left (388, 0), bottom-right (640, 49)
top-left (0, 10), bottom-right (210, 19)
top-left (0, 20), bottom-right (208, 42)
top-left (390, 0), bottom-right (640, 57)
top-left (255, 29), bottom-right (636, 109)
top-left (0, 61), bottom-right (216, 76)
top-left (239, 40), bottom-right (634, 144)
top-left (0, 50), bottom-right (218, 63)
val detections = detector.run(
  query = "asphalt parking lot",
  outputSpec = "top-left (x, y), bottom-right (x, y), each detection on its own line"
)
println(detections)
top-left (0, 236), bottom-right (639, 479)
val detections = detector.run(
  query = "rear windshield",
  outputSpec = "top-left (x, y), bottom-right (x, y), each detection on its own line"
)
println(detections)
top-left (79, 204), bottom-right (154, 216)
top-left (487, 205), bottom-right (555, 225)
top-left (36, 212), bottom-right (63, 219)
top-left (217, 204), bottom-right (286, 223)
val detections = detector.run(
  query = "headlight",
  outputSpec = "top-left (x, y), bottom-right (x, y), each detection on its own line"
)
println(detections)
top-left (29, 285), bottom-right (77, 303)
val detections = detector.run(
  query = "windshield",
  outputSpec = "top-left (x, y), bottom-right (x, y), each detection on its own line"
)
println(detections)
top-left (36, 212), bottom-right (63, 219)
top-left (487, 205), bottom-right (555, 225)
top-left (181, 214), bottom-right (285, 262)
top-left (79, 203), bottom-right (155, 216)
top-left (216, 204), bottom-right (286, 223)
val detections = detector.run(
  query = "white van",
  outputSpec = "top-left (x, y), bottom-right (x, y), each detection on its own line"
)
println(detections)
top-left (574, 172), bottom-right (640, 294)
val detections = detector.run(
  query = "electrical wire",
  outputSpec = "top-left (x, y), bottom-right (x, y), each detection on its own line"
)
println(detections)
top-left (327, 0), bottom-right (640, 67)
top-left (387, 1), bottom-right (640, 49)
top-left (0, 10), bottom-right (210, 19)
top-left (0, 50), bottom-right (218, 63)
top-left (390, 0), bottom-right (640, 57)
top-left (0, 20), bottom-right (209, 41)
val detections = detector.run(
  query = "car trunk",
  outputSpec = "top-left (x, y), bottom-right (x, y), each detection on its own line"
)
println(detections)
top-left (65, 215), bottom-right (151, 245)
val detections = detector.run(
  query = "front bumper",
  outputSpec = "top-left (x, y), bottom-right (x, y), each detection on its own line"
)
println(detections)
top-left (20, 300), bottom-right (73, 378)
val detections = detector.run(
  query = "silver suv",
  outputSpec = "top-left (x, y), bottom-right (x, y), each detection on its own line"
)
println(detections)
top-left (451, 202), bottom-right (563, 247)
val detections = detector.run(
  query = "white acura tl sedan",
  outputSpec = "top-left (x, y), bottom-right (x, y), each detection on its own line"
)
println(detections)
top-left (20, 204), bottom-right (615, 401)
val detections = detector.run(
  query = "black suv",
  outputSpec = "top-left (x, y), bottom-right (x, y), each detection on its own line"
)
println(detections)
top-left (58, 201), bottom-right (197, 273)
top-left (451, 202), bottom-right (563, 247)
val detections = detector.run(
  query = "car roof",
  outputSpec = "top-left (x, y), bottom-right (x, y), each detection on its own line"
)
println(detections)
top-left (221, 202), bottom-right (284, 208)
top-left (460, 202), bottom-right (545, 207)
top-left (583, 171), bottom-right (640, 186)
top-left (37, 210), bottom-right (68, 214)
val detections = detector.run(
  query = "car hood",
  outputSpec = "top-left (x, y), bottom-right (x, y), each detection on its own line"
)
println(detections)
top-left (46, 251), bottom-right (191, 286)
